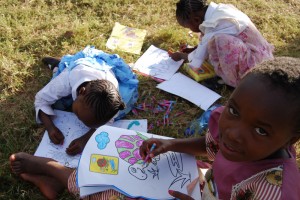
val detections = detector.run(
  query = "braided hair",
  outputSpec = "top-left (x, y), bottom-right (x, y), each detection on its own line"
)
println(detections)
top-left (83, 80), bottom-right (125, 124)
top-left (176, 0), bottom-right (207, 22)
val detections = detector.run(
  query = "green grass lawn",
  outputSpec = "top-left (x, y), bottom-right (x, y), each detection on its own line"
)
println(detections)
top-left (0, 0), bottom-right (299, 199)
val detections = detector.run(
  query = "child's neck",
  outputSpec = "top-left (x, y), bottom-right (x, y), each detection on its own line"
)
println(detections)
top-left (265, 148), bottom-right (290, 160)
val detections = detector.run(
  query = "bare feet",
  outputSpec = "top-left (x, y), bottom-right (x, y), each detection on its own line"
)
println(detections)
top-left (20, 173), bottom-right (64, 200)
top-left (10, 152), bottom-right (74, 188)
top-left (10, 152), bottom-right (55, 175)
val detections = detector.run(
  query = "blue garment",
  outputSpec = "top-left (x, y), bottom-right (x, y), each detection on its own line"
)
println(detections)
top-left (184, 104), bottom-right (222, 136)
top-left (53, 46), bottom-right (139, 120)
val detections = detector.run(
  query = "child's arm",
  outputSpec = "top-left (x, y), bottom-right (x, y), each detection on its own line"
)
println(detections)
top-left (38, 110), bottom-right (64, 144)
top-left (140, 137), bottom-right (206, 162)
top-left (66, 128), bottom-right (96, 155)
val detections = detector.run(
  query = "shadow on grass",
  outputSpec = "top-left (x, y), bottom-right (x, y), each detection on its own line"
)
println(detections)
top-left (0, 32), bottom-right (78, 199)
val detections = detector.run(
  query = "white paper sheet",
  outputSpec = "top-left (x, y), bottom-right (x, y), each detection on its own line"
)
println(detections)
top-left (133, 45), bottom-right (183, 80)
top-left (35, 110), bottom-right (147, 168)
top-left (77, 125), bottom-right (201, 200)
top-left (156, 73), bottom-right (221, 110)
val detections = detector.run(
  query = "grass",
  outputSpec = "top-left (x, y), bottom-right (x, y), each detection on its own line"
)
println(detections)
top-left (0, 0), bottom-right (299, 199)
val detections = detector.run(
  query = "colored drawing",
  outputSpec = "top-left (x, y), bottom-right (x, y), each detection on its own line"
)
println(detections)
top-left (90, 154), bottom-right (119, 175)
top-left (127, 120), bottom-right (140, 130)
top-left (115, 132), bottom-right (148, 165)
top-left (106, 22), bottom-right (147, 55)
top-left (95, 132), bottom-right (110, 150)
top-left (77, 126), bottom-right (201, 199)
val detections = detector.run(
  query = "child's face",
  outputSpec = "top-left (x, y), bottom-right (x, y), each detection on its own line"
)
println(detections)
top-left (177, 16), bottom-right (202, 33)
top-left (72, 95), bottom-right (103, 129)
top-left (218, 75), bottom-right (298, 162)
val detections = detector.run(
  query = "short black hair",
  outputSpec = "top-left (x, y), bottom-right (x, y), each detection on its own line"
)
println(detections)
top-left (176, 0), bottom-right (207, 22)
top-left (246, 57), bottom-right (300, 132)
top-left (83, 80), bottom-right (125, 124)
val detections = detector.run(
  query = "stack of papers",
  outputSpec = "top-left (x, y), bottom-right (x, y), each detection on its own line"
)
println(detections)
top-left (77, 125), bottom-right (201, 199)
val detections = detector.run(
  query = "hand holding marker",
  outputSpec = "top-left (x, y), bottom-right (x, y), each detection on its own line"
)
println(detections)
top-left (142, 143), bottom-right (156, 166)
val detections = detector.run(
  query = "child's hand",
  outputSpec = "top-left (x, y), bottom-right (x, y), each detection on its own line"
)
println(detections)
top-left (180, 46), bottom-right (197, 54)
top-left (139, 138), bottom-right (173, 163)
top-left (168, 190), bottom-right (195, 200)
top-left (66, 129), bottom-right (95, 155)
top-left (48, 126), bottom-right (64, 145)
top-left (168, 51), bottom-right (188, 62)
top-left (66, 137), bottom-right (85, 156)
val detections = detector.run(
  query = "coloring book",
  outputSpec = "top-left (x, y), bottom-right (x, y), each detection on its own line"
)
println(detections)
top-left (106, 22), bottom-right (147, 55)
top-left (77, 125), bottom-right (201, 199)
top-left (35, 110), bottom-right (147, 168)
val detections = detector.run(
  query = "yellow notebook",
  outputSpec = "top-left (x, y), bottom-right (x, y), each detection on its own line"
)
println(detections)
top-left (183, 61), bottom-right (216, 82)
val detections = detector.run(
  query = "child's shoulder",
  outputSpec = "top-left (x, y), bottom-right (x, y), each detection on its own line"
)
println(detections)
top-left (232, 162), bottom-right (300, 199)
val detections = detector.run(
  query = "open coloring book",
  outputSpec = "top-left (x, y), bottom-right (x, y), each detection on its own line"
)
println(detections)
top-left (35, 110), bottom-right (147, 168)
top-left (77, 125), bottom-right (201, 200)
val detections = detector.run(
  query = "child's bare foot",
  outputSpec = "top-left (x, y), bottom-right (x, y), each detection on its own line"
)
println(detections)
top-left (9, 152), bottom-right (55, 175)
top-left (20, 173), bottom-right (64, 200)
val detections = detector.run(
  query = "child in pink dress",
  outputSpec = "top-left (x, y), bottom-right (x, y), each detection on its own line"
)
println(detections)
top-left (169, 0), bottom-right (274, 87)
top-left (10, 58), bottom-right (300, 199)
top-left (140, 57), bottom-right (300, 199)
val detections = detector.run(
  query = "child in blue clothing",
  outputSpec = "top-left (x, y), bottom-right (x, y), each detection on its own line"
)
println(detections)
top-left (36, 46), bottom-right (138, 155)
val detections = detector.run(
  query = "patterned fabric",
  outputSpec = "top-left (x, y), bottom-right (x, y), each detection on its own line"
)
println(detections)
top-left (207, 23), bottom-right (274, 87)
top-left (68, 170), bottom-right (145, 200)
top-left (231, 166), bottom-right (283, 200)
top-left (53, 46), bottom-right (139, 120)
top-left (205, 129), bottom-right (219, 161)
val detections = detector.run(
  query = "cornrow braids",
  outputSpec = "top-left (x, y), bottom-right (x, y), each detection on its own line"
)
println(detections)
top-left (83, 80), bottom-right (125, 124)
top-left (176, 0), bottom-right (207, 22)
top-left (246, 57), bottom-right (300, 132)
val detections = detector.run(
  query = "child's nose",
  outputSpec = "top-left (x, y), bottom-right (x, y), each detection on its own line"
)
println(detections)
top-left (225, 126), bottom-right (243, 143)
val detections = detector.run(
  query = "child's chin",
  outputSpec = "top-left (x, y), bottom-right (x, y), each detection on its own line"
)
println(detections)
top-left (220, 150), bottom-right (245, 162)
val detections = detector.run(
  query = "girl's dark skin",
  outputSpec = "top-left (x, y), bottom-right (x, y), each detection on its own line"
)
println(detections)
top-left (140, 74), bottom-right (300, 199)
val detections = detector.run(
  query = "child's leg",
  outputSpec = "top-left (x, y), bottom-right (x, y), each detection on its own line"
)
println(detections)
top-left (207, 34), bottom-right (251, 87)
top-left (10, 152), bottom-right (73, 188)
top-left (20, 173), bottom-right (65, 199)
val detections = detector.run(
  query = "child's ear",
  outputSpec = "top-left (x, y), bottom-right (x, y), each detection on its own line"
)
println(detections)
top-left (78, 87), bottom-right (87, 96)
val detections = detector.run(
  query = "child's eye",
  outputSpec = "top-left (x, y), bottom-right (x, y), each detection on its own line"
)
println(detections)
top-left (228, 106), bottom-right (239, 116)
top-left (255, 128), bottom-right (268, 136)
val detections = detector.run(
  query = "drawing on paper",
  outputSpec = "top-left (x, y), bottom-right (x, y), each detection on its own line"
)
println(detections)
top-left (114, 132), bottom-right (191, 189)
top-left (90, 154), bottom-right (119, 175)
top-left (166, 152), bottom-right (191, 189)
top-left (106, 22), bottom-right (147, 55)
top-left (127, 120), bottom-right (140, 130)
top-left (133, 45), bottom-right (183, 80)
top-left (95, 132), bottom-right (110, 150)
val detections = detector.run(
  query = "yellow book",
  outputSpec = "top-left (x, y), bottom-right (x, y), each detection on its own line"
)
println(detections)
top-left (106, 22), bottom-right (147, 55)
top-left (183, 61), bottom-right (215, 82)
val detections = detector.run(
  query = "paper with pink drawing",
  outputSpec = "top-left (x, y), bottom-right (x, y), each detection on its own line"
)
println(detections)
top-left (34, 110), bottom-right (147, 168)
top-left (77, 125), bottom-right (200, 199)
